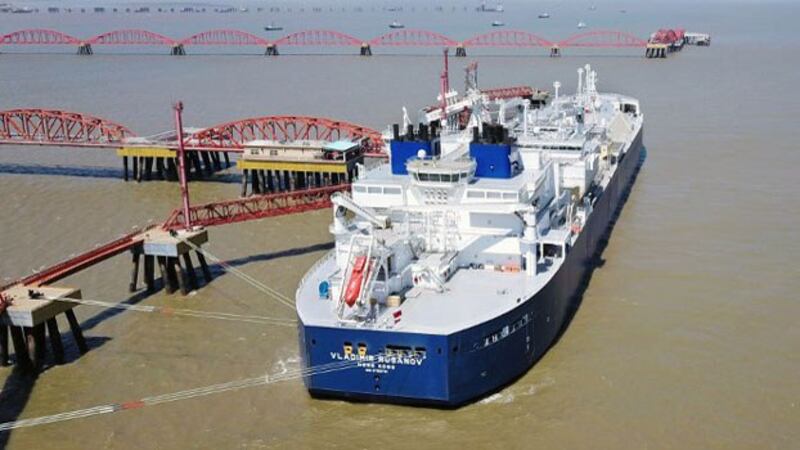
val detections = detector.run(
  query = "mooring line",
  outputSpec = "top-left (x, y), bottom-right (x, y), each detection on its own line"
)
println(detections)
top-left (180, 238), bottom-right (296, 310)
top-left (44, 296), bottom-right (297, 326)
top-left (0, 360), bottom-right (358, 432)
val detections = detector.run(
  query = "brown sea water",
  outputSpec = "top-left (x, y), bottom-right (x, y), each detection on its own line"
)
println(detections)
top-left (1, 1), bottom-right (799, 448)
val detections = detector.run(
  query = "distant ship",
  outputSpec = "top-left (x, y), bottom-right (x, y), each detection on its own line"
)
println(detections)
top-left (491, 20), bottom-right (505, 27)
top-left (476, 1), bottom-right (503, 13)
top-left (389, 21), bottom-right (405, 29)
top-left (538, 13), bottom-right (550, 19)
top-left (577, 21), bottom-right (587, 29)
top-left (264, 23), bottom-right (283, 31)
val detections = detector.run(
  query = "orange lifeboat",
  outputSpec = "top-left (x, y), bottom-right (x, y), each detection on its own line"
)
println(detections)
top-left (344, 255), bottom-right (368, 307)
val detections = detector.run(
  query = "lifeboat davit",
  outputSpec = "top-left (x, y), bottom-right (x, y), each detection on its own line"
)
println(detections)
top-left (344, 255), bottom-right (368, 307)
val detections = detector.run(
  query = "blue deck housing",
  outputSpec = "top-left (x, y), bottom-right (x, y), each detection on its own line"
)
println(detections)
top-left (390, 140), bottom-right (435, 175)
top-left (469, 142), bottom-right (512, 178)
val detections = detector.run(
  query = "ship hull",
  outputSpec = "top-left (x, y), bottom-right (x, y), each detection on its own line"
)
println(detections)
top-left (300, 128), bottom-right (644, 406)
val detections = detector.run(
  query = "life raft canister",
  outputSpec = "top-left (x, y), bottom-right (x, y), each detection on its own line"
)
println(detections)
top-left (344, 255), bottom-right (368, 307)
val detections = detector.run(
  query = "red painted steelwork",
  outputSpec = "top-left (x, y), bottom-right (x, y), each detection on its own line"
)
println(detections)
top-left (274, 29), bottom-right (362, 46)
top-left (2, 28), bottom-right (657, 51)
top-left (87, 29), bottom-right (177, 46)
top-left (0, 109), bottom-right (387, 155)
top-left (2, 226), bottom-right (155, 291)
top-left (189, 115), bottom-right (384, 155)
top-left (162, 184), bottom-right (349, 231)
top-left (481, 86), bottom-right (536, 100)
top-left (0, 29), bottom-right (80, 45)
top-left (174, 102), bottom-right (192, 229)
top-left (181, 29), bottom-right (269, 46)
top-left (462, 30), bottom-right (552, 48)
top-left (369, 29), bottom-right (457, 47)
top-left (650, 28), bottom-right (683, 45)
top-left (557, 30), bottom-right (648, 48)
top-left (0, 109), bottom-right (134, 147)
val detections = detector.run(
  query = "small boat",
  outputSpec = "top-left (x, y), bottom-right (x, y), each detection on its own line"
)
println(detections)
top-left (264, 23), bottom-right (283, 31)
top-left (577, 21), bottom-right (587, 29)
top-left (389, 21), bottom-right (405, 29)
top-left (538, 13), bottom-right (550, 19)
top-left (589, 5), bottom-right (597, 11)
top-left (491, 20), bottom-right (505, 27)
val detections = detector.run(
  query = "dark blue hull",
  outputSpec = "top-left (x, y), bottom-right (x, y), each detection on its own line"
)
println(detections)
top-left (299, 128), bottom-right (645, 406)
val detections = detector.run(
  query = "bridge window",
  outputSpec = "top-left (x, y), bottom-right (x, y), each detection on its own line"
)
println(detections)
top-left (353, 185), bottom-right (366, 193)
top-left (383, 187), bottom-right (402, 195)
top-left (367, 186), bottom-right (382, 194)
top-left (467, 190), bottom-right (485, 199)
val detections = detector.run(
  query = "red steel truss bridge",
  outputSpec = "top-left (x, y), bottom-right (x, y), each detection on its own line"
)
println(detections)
top-left (0, 27), bottom-right (676, 56)
top-left (0, 108), bottom-right (386, 156)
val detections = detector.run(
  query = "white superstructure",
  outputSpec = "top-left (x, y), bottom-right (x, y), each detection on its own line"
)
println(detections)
top-left (297, 65), bottom-right (643, 335)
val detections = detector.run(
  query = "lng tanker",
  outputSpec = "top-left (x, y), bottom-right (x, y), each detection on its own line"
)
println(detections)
top-left (296, 64), bottom-right (644, 406)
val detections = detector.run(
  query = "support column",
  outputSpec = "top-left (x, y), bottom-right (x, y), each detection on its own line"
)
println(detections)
top-left (200, 151), bottom-right (214, 176)
top-left (266, 170), bottom-right (275, 192)
top-left (241, 169), bottom-right (249, 197)
top-left (251, 169), bottom-right (262, 195)
top-left (0, 325), bottom-right (9, 366)
top-left (173, 258), bottom-right (189, 295)
top-left (171, 44), bottom-right (186, 56)
top-left (144, 254), bottom-right (155, 292)
top-left (162, 256), bottom-right (177, 294)
top-left (360, 43), bottom-right (372, 56)
top-left (156, 157), bottom-right (165, 179)
top-left (144, 157), bottom-right (154, 180)
top-left (46, 318), bottom-right (65, 364)
top-left (211, 152), bottom-right (222, 171)
top-left (133, 156), bottom-right (140, 182)
top-left (9, 326), bottom-right (32, 372)
top-left (196, 251), bottom-right (212, 283)
top-left (166, 158), bottom-right (178, 181)
top-left (182, 253), bottom-right (199, 290)
top-left (191, 152), bottom-right (204, 178)
top-left (129, 249), bottom-right (141, 292)
top-left (77, 42), bottom-right (93, 55)
top-left (64, 309), bottom-right (88, 354)
top-left (123, 156), bottom-right (129, 181)
top-left (25, 325), bottom-right (45, 372)
top-left (223, 152), bottom-right (231, 168)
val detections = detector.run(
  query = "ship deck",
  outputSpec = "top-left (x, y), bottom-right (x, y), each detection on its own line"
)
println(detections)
top-left (296, 250), bottom-right (562, 335)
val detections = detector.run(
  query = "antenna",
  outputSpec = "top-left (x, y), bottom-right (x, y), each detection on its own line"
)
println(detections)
top-left (174, 101), bottom-right (191, 229)
top-left (465, 61), bottom-right (479, 92)
top-left (553, 81), bottom-right (561, 100)
top-left (440, 48), bottom-right (450, 124)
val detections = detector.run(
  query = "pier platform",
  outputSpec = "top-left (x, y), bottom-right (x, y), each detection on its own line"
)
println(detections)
top-left (0, 286), bottom-right (87, 372)
top-left (130, 228), bottom-right (212, 295)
